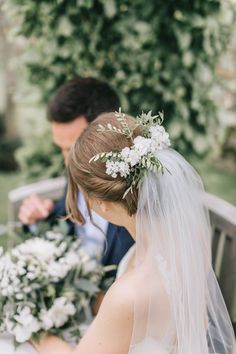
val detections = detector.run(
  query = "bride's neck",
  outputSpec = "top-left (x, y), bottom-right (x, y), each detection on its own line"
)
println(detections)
top-left (123, 215), bottom-right (136, 241)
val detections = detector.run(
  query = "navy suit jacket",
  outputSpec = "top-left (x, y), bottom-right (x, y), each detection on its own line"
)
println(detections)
top-left (49, 187), bottom-right (134, 277)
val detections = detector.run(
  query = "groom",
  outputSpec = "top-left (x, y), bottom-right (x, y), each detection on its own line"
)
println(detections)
top-left (18, 77), bottom-right (134, 277)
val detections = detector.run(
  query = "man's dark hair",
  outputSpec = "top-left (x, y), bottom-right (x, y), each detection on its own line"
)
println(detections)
top-left (47, 77), bottom-right (120, 123)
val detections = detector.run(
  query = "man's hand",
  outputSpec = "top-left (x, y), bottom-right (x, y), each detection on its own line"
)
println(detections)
top-left (18, 194), bottom-right (54, 225)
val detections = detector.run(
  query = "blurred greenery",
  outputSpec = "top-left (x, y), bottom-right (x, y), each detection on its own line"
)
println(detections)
top-left (191, 158), bottom-right (236, 205)
top-left (0, 137), bottom-right (21, 172)
top-left (0, 172), bottom-right (21, 224)
top-left (15, 130), bottom-right (64, 182)
top-left (4, 0), bottom-right (235, 156)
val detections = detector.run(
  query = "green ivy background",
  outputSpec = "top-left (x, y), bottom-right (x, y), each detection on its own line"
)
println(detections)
top-left (3, 0), bottom-right (236, 180)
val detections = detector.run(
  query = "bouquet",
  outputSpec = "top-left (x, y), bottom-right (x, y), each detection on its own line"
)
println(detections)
top-left (0, 222), bottom-right (105, 345)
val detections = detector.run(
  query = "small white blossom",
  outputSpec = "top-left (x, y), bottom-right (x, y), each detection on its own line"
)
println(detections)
top-left (65, 252), bottom-right (79, 267)
top-left (47, 261), bottom-right (69, 279)
top-left (121, 147), bottom-right (131, 158)
top-left (18, 267), bottom-right (26, 276)
top-left (149, 125), bottom-right (171, 151)
top-left (128, 149), bottom-right (140, 166)
top-left (106, 160), bottom-right (130, 178)
top-left (15, 238), bottom-right (58, 262)
top-left (13, 307), bottom-right (40, 342)
top-left (26, 272), bottom-right (35, 280)
top-left (117, 161), bottom-right (130, 177)
top-left (106, 160), bottom-right (119, 178)
top-left (40, 297), bottom-right (76, 329)
top-left (121, 147), bottom-right (140, 167)
top-left (12, 320), bottom-right (40, 343)
top-left (133, 136), bottom-right (152, 156)
top-left (23, 286), bottom-right (32, 293)
top-left (14, 307), bottom-right (34, 327)
top-left (39, 309), bottom-right (54, 330)
top-left (82, 259), bottom-right (97, 274)
top-left (5, 318), bottom-right (14, 332)
top-left (2, 289), bottom-right (8, 296)
top-left (15, 293), bottom-right (24, 300)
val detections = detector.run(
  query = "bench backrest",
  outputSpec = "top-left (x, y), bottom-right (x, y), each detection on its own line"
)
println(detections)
top-left (204, 193), bottom-right (236, 324)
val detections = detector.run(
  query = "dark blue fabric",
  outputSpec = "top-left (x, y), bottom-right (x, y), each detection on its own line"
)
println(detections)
top-left (101, 223), bottom-right (134, 270)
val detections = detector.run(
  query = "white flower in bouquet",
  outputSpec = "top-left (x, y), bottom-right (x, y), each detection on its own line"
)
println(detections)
top-left (82, 259), bottom-right (98, 274)
top-left (12, 238), bottom-right (59, 262)
top-left (47, 260), bottom-right (70, 280)
top-left (13, 307), bottom-right (40, 343)
top-left (40, 297), bottom-right (76, 329)
top-left (65, 251), bottom-right (80, 267)
top-left (0, 222), bottom-right (105, 344)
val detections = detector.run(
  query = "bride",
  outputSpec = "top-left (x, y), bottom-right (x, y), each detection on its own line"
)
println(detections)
top-left (1, 110), bottom-right (235, 353)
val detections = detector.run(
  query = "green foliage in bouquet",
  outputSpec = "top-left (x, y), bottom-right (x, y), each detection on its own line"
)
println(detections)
top-left (4, 0), bottom-right (235, 159)
top-left (0, 221), bottom-right (105, 345)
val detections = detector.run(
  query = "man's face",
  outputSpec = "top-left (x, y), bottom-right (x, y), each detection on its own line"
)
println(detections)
top-left (52, 116), bottom-right (88, 165)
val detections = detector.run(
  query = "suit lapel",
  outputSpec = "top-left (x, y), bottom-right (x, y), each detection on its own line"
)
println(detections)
top-left (102, 223), bottom-right (118, 264)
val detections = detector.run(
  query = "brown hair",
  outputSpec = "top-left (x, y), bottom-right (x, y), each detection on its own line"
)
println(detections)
top-left (66, 112), bottom-right (142, 224)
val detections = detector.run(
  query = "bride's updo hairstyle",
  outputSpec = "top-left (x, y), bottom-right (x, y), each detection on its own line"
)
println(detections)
top-left (66, 112), bottom-right (142, 224)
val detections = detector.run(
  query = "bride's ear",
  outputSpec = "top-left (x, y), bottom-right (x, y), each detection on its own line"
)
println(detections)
top-left (96, 200), bottom-right (110, 214)
top-left (89, 197), bottom-right (110, 214)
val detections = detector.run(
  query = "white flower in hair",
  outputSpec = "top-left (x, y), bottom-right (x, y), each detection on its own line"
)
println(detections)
top-left (117, 161), bottom-right (130, 177)
top-left (133, 136), bottom-right (152, 156)
top-left (121, 147), bottom-right (140, 167)
top-left (89, 109), bottom-right (171, 198)
top-left (106, 160), bottom-right (130, 178)
top-left (105, 161), bottom-right (119, 178)
top-left (149, 126), bottom-right (170, 151)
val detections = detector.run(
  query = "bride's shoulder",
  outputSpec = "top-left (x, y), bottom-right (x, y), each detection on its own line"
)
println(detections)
top-left (95, 271), bottom-right (138, 329)
top-left (77, 273), bottom-right (136, 353)
top-left (102, 271), bottom-right (137, 313)
top-left (90, 273), bottom-right (136, 342)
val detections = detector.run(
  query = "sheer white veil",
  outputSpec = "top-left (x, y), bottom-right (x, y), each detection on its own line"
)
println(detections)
top-left (130, 148), bottom-right (235, 353)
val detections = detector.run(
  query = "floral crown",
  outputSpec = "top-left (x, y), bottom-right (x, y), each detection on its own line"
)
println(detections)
top-left (89, 109), bottom-right (171, 198)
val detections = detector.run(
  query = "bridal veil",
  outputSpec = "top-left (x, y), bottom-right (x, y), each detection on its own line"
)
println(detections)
top-left (130, 148), bottom-right (235, 353)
